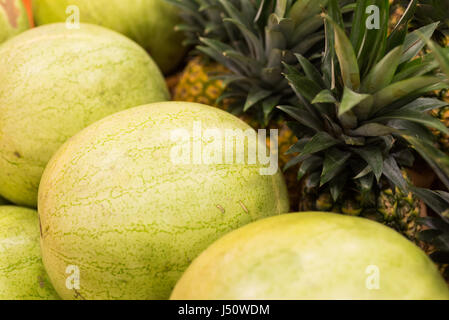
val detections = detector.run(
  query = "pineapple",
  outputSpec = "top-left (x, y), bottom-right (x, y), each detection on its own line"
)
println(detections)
top-left (278, 0), bottom-right (449, 247)
top-left (167, 0), bottom-right (343, 209)
top-left (174, 57), bottom-right (229, 107)
top-left (389, 0), bottom-right (403, 31)
top-left (420, 38), bottom-right (449, 284)
top-left (299, 170), bottom-right (424, 242)
top-left (419, 197), bottom-right (449, 283)
top-left (376, 177), bottom-right (423, 240)
top-left (431, 90), bottom-right (449, 155)
top-left (433, 105), bottom-right (449, 153)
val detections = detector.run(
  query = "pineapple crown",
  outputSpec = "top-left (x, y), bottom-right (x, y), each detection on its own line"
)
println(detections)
top-left (168, 0), bottom-right (355, 125)
top-left (278, 0), bottom-right (449, 207)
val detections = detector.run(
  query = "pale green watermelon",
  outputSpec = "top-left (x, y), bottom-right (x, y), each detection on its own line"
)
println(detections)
top-left (0, 206), bottom-right (59, 300)
top-left (38, 102), bottom-right (289, 300)
top-left (32, 0), bottom-right (186, 74)
top-left (0, 23), bottom-right (169, 207)
top-left (0, 0), bottom-right (29, 44)
top-left (171, 212), bottom-right (449, 300)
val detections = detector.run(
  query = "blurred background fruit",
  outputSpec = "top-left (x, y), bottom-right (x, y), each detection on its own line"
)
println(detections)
top-left (0, 206), bottom-right (59, 300)
top-left (32, 0), bottom-right (186, 74)
top-left (38, 102), bottom-right (289, 300)
top-left (0, 23), bottom-right (169, 208)
top-left (171, 212), bottom-right (449, 300)
top-left (21, 0), bottom-right (33, 26)
top-left (0, 0), bottom-right (29, 44)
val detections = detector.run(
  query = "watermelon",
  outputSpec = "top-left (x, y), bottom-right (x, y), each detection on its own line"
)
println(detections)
top-left (0, 206), bottom-right (59, 300)
top-left (32, 0), bottom-right (186, 74)
top-left (0, 23), bottom-right (169, 207)
top-left (171, 212), bottom-right (449, 300)
top-left (38, 102), bottom-right (289, 299)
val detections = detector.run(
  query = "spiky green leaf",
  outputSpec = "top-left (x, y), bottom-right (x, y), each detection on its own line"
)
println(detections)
top-left (371, 76), bottom-right (443, 114)
top-left (372, 109), bottom-right (449, 135)
top-left (339, 87), bottom-right (371, 116)
top-left (325, 15), bottom-right (361, 90)
top-left (382, 156), bottom-right (408, 192)
top-left (244, 87), bottom-right (273, 112)
top-left (297, 155), bottom-right (323, 181)
top-left (320, 148), bottom-right (351, 186)
top-left (350, 123), bottom-right (398, 136)
top-left (360, 46), bottom-right (403, 93)
top-left (277, 105), bottom-right (323, 132)
top-left (353, 147), bottom-right (383, 181)
top-left (312, 89), bottom-right (337, 104)
top-left (400, 22), bottom-right (439, 64)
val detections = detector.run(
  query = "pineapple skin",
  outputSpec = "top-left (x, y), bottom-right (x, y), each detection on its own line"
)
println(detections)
top-left (173, 57), bottom-right (228, 107)
top-left (299, 172), bottom-right (424, 248)
top-left (172, 57), bottom-right (300, 209)
top-left (431, 102), bottom-right (449, 155)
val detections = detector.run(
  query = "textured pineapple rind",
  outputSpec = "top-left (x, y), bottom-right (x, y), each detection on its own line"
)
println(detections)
top-left (431, 105), bottom-right (449, 154)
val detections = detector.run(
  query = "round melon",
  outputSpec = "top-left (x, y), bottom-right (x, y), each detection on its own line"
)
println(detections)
top-left (38, 102), bottom-right (289, 300)
top-left (0, 206), bottom-right (59, 300)
top-left (0, 23), bottom-right (169, 207)
top-left (32, 0), bottom-right (186, 74)
top-left (171, 212), bottom-right (449, 300)
top-left (0, 0), bottom-right (29, 44)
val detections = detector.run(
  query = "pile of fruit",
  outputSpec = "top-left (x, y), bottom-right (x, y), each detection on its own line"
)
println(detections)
top-left (1, 0), bottom-right (449, 300)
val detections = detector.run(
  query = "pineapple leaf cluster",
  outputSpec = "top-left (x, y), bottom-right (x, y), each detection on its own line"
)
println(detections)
top-left (279, 0), bottom-right (449, 209)
top-left (166, 0), bottom-right (236, 47)
top-left (169, 0), bottom-right (355, 126)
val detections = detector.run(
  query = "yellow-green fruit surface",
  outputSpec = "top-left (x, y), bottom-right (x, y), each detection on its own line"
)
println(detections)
top-left (171, 212), bottom-right (449, 300)
top-left (0, 206), bottom-right (59, 300)
top-left (0, 0), bottom-right (29, 44)
top-left (38, 102), bottom-right (289, 300)
top-left (32, 0), bottom-right (186, 74)
top-left (0, 23), bottom-right (169, 207)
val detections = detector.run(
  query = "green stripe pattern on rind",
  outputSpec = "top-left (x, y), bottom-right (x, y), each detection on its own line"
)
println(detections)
top-left (32, 0), bottom-right (186, 74)
top-left (38, 102), bottom-right (289, 300)
top-left (0, 205), bottom-right (59, 300)
top-left (0, 23), bottom-right (169, 207)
